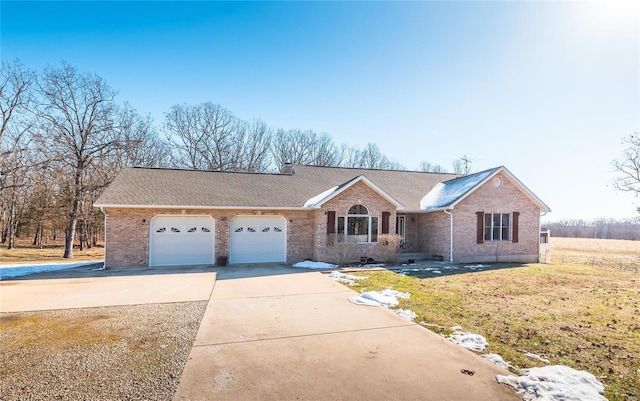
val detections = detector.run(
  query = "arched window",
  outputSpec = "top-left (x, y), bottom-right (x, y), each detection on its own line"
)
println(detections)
top-left (337, 204), bottom-right (378, 243)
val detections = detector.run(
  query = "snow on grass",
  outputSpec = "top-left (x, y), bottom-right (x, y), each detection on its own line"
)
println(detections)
top-left (293, 260), bottom-right (338, 269)
top-left (395, 309), bottom-right (417, 320)
top-left (448, 326), bottom-right (489, 352)
top-left (524, 352), bottom-right (550, 365)
top-left (465, 264), bottom-right (489, 269)
top-left (328, 271), bottom-right (366, 286)
top-left (497, 365), bottom-right (607, 401)
top-left (482, 353), bottom-right (513, 370)
top-left (0, 261), bottom-right (103, 280)
top-left (397, 267), bottom-right (445, 275)
top-left (348, 288), bottom-right (410, 307)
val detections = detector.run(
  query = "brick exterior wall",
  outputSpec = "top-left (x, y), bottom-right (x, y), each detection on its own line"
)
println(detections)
top-left (416, 172), bottom-right (541, 263)
top-left (103, 208), bottom-right (315, 267)
top-left (312, 181), bottom-right (397, 263)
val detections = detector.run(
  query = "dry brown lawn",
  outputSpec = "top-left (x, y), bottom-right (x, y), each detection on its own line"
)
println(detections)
top-left (348, 238), bottom-right (640, 401)
top-left (0, 245), bottom-right (104, 265)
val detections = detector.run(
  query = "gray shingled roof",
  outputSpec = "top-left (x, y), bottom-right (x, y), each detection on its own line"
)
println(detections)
top-left (94, 165), bottom-right (460, 210)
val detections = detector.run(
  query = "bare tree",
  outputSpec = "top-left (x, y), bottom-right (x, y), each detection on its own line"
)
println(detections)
top-left (1, 60), bottom-right (34, 145)
top-left (271, 129), bottom-right (339, 168)
top-left (113, 104), bottom-right (169, 169)
top-left (35, 62), bottom-right (122, 259)
top-left (236, 119), bottom-right (272, 172)
top-left (418, 161), bottom-right (448, 173)
top-left (613, 133), bottom-right (640, 200)
top-left (165, 102), bottom-right (257, 171)
top-left (348, 143), bottom-right (406, 170)
top-left (0, 128), bottom-right (32, 248)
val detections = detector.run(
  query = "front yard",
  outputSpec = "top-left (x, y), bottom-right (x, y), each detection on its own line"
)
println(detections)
top-left (343, 247), bottom-right (639, 401)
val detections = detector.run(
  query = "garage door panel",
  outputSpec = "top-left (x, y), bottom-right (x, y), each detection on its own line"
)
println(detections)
top-left (229, 216), bottom-right (286, 264)
top-left (150, 216), bottom-right (215, 267)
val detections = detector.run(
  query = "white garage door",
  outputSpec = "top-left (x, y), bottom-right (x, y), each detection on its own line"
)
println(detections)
top-left (149, 216), bottom-right (215, 266)
top-left (229, 216), bottom-right (286, 264)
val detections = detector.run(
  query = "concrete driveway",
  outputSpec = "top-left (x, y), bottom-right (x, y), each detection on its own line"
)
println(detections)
top-left (1, 264), bottom-right (518, 400)
top-left (0, 266), bottom-right (216, 312)
top-left (174, 267), bottom-right (519, 401)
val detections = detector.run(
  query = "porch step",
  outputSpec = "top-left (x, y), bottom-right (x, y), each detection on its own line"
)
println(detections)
top-left (398, 252), bottom-right (432, 262)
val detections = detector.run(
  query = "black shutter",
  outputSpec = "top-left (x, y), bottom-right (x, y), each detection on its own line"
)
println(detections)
top-left (476, 212), bottom-right (484, 244)
top-left (327, 211), bottom-right (336, 234)
top-left (381, 212), bottom-right (390, 234)
top-left (512, 212), bottom-right (519, 243)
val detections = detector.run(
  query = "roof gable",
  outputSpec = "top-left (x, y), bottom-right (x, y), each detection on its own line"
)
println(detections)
top-left (420, 166), bottom-right (551, 212)
top-left (304, 175), bottom-right (404, 209)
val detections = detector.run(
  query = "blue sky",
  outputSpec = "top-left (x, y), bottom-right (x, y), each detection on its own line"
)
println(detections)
top-left (2, 1), bottom-right (639, 220)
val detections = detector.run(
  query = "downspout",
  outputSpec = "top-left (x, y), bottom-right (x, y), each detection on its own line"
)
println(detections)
top-left (100, 207), bottom-right (107, 270)
top-left (538, 211), bottom-right (547, 263)
top-left (444, 209), bottom-right (453, 262)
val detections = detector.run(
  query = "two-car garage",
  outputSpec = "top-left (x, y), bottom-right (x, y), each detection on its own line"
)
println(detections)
top-left (149, 215), bottom-right (286, 266)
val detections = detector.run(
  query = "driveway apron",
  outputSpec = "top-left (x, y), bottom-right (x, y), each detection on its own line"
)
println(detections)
top-left (174, 269), bottom-right (519, 401)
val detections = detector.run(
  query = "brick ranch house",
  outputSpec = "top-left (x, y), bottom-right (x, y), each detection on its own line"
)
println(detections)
top-left (94, 164), bottom-right (551, 268)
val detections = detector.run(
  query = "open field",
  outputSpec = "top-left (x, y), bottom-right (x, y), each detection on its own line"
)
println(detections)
top-left (346, 238), bottom-right (639, 401)
top-left (0, 245), bottom-right (104, 264)
top-left (551, 237), bottom-right (640, 272)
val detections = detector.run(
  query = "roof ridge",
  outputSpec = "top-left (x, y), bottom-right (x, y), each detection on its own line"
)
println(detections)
top-left (293, 164), bottom-right (461, 175)
top-left (129, 166), bottom-right (286, 177)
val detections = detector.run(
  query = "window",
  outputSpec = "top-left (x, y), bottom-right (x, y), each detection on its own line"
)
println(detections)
top-left (247, 227), bottom-right (256, 233)
top-left (261, 227), bottom-right (270, 232)
top-left (274, 227), bottom-right (282, 232)
top-left (156, 227), bottom-right (166, 233)
top-left (201, 227), bottom-right (211, 233)
top-left (336, 204), bottom-right (378, 243)
top-left (235, 227), bottom-right (243, 233)
top-left (484, 213), bottom-right (510, 241)
top-left (171, 227), bottom-right (181, 233)
top-left (187, 227), bottom-right (197, 233)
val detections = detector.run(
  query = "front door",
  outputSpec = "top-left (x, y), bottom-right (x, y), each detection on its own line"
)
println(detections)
top-left (396, 216), bottom-right (406, 248)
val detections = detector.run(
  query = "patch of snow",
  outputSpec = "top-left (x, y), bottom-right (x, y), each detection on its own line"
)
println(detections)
top-left (432, 270), bottom-right (442, 274)
top-left (465, 264), bottom-right (488, 269)
top-left (293, 261), bottom-right (338, 269)
top-left (448, 326), bottom-right (489, 352)
top-left (482, 354), bottom-right (513, 370)
top-left (496, 365), bottom-right (607, 401)
top-left (442, 265), bottom-right (459, 270)
top-left (395, 309), bottom-right (417, 320)
top-left (524, 352), bottom-right (551, 365)
top-left (328, 271), bottom-right (366, 286)
top-left (303, 186), bottom-right (339, 207)
top-left (348, 288), bottom-right (410, 307)
top-left (362, 263), bottom-right (385, 267)
top-left (0, 261), bottom-right (103, 280)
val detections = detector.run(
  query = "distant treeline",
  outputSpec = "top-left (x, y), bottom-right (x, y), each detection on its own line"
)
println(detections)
top-left (543, 219), bottom-right (640, 241)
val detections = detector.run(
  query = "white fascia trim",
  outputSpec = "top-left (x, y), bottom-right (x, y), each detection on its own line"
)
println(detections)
top-left (312, 175), bottom-right (405, 210)
top-left (93, 204), bottom-right (317, 211)
top-left (446, 167), bottom-right (552, 212)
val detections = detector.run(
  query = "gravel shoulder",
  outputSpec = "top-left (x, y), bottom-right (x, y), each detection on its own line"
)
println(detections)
top-left (0, 301), bottom-right (207, 401)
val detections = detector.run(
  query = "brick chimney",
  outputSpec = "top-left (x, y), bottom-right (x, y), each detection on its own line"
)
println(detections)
top-left (280, 163), bottom-right (295, 175)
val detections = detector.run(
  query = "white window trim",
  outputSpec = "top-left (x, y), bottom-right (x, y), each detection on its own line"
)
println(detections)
top-left (484, 212), bottom-right (511, 242)
top-left (337, 205), bottom-right (379, 243)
